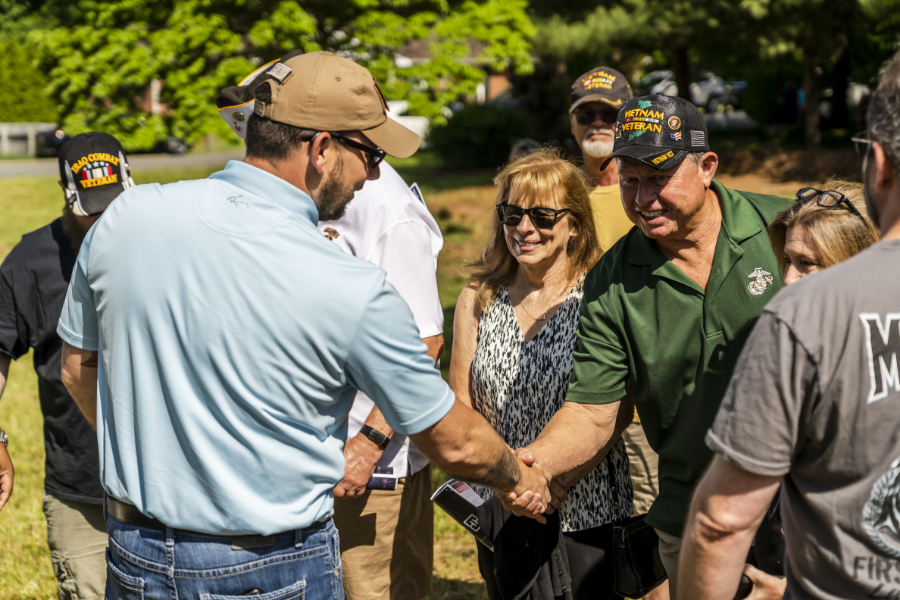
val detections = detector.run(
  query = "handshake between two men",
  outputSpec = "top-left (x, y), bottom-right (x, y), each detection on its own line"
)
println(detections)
top-left (333, 393), bottom-right (632, 522)
top-left (493, 399), bottom-right (635, 522)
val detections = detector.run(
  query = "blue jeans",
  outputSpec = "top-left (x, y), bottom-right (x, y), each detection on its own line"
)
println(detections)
top-left (104, 516), bottom-right (343, 600)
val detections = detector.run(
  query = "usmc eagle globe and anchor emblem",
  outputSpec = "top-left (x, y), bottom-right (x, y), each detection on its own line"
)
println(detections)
top-left (747, 267), bottom-right (774, 296)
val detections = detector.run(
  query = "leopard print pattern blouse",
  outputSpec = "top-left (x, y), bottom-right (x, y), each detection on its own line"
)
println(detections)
top-left (470, 283), bottom-right (633, 532)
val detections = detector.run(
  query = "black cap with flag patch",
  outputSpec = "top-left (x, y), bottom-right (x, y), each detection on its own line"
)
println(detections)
top-left (570, 66), bottom-right (633, 113)
top-left (58, 132), bottom-right (135, 216)
top-left (601, 95), bottom-right (710, 171)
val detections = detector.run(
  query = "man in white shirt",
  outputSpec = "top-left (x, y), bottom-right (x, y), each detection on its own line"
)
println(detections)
top-left (217, 63), bottom-right (444, 600)
top-left (319, 162), bottom-right (443, 600)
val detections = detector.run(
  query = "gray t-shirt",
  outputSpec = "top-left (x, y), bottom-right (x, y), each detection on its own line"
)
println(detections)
top-left (707, 240), bottom-right (900, 600)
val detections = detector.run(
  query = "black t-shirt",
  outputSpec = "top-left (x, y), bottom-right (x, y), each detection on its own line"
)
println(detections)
top-left (0, 218), bottom-right (103, 504)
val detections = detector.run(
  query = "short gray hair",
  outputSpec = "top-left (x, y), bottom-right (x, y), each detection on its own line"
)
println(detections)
top-left (684, 152), bottom-right (704, 166)
top-left (867, 50), bottom-right (900, 167)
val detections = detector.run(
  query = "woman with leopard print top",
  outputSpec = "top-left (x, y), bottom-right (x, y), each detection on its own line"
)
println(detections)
top-left (449, 149), bottom-right (634, 599)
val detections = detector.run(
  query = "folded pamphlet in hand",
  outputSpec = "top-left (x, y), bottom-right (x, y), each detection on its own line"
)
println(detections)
top-left (430, 479), bottom-right (493, 550)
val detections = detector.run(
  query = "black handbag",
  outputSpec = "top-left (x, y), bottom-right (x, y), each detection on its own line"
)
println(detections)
top-left (608, 461), bottom-right (668, 598)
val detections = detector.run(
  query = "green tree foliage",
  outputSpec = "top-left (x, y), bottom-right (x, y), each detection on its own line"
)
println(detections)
top-left (430, 102), bottom-right (527, 167)
top-left (0, 40), bottom-right (58, 122)
top-left (524, 0), bottom-right (900, 148)
top-left (8, 0), bottom-right (534, 151)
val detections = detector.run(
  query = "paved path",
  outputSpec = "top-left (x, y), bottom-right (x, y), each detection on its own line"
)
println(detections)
top-left (0, 150), bottom-right (244, 179)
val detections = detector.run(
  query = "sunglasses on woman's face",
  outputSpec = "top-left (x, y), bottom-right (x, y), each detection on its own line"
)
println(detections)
top-left (495, 203), bottom-right (571, 229)
top-left (795, 187), bottom-right (862, 217)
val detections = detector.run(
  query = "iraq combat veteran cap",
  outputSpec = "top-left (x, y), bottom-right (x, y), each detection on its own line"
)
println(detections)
top-left (58, 132), bottom-right (135, 216)
top-left (570, 67), bottom-right (633, 113)
top-left (601, 95), bottom-right (710, 171)
top-left (240, 51), bottom-right (420, 158)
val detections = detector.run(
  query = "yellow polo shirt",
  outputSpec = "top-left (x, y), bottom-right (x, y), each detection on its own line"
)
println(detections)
top-left (589, 183), bottom-right (638, 421)
top-left (589, 184), bottom-right (634, 256)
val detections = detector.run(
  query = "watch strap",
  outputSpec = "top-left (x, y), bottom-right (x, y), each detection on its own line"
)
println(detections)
top-left (359, 424), bottom-right (390, 450)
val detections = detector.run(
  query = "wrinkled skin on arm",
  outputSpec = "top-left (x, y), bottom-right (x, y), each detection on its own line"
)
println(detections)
top-left (502, 398), bottom-right (633, 516)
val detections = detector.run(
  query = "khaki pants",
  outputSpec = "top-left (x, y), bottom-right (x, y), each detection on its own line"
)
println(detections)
top-left (622, 422), bottom-right (660, 516)
top-left (655, 528), bottom-right (682, 600)
top-left (42, 494), bottom-right (107, 600)
top-left (332, 464), bottom-right (434, 600)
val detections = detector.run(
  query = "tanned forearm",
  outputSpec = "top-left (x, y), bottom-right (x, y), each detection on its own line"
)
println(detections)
top-left (412, 399), bottom-right (521, 490)
top-left (678, 455), bottom-right (781, 600)
top-left (527, 398), bottom-right (632, 481)
top-left (60, 342), bottom-right (99, 430)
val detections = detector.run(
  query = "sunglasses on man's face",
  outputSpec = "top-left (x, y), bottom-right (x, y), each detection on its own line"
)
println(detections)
top-left (573, 108), bottom-right (619, 126)
top-left (795, 187), bottom-right (862, 217)
top-left (495, 203), bottom-right (571, 229)
top-left (330, 132), bottom-right (386, 169)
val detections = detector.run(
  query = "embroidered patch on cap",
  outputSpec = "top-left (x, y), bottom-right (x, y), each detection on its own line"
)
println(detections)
top-left (691, 130), bottom-right (706, 146)
top-left (268, 63), bottom-right (293, 83)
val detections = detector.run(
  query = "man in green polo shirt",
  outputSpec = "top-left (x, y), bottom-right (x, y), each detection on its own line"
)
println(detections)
top-left (503, 95), bottom-right (790, 599)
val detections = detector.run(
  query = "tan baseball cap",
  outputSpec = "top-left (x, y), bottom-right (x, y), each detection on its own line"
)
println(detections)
top-left (253, 51), bottom-right (420, 158)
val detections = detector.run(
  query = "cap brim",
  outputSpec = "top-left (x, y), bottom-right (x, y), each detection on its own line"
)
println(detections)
top-left (570, 95), bottom-right (628, 113)
top-left (362, 117), bottom-right (421, 158)
top-left (78, 183), bottom-right (124, 215)
top-left (600, 145), bottom-right (689, 171)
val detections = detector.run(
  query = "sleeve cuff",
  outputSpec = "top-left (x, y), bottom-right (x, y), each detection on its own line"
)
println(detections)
top-left (705, 429), bottom-right (791, 477)
top-left (394, 385), bottom-right (456, 436)
top-left (56, 323), bottom-right (99, 352)
top-left (417, 323), bottom-right (444, 339)
top-left (565, 386), bottom-right (626, 405)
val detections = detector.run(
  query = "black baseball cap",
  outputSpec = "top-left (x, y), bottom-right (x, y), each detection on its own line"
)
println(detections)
top-left (58, 132), bottom-right (135, 216)
top-left (601, 95), bottom-right (710, 171)
top-left (570, 67), bottom-right (633, 113)
top-left (215, 50), bottom-right (304, 139)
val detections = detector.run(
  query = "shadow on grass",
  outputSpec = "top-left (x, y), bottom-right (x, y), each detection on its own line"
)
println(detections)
top-left (429, 578), bottom-right (488, 600)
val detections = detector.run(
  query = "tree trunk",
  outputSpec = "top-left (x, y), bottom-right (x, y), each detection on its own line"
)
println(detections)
top-left (803, 36), bottom-right (820, 149)
top-left (830, 31), bottom-right (851, 130)
top-left (672, 46), bottom-right (691, 103)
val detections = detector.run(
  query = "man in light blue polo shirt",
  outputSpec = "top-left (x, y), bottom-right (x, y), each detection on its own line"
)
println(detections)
top-left (57, 52), bottom-right (550, 600)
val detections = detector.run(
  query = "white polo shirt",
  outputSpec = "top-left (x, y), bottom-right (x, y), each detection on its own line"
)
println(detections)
top-left (317, 161), bottom-right (444, 476)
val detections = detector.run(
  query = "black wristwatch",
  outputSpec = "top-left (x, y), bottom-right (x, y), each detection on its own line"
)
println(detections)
top-left (359, 425), bottom-right (391, 450)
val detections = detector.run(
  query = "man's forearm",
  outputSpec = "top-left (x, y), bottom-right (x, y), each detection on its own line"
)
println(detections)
top-left (412, 400), bottom-right (521, 490)
top-left (678, 456), bottom-right (781, 600)
top-left (61, 342), bottom-right (99, 430)
top-left (527, 400), bottom-right (630, 481)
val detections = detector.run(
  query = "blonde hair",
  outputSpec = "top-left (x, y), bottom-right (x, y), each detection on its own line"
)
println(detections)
top-left (768, 180), bottom-right (880, 276)
top-left (470, 148), bottom-right (600, 310)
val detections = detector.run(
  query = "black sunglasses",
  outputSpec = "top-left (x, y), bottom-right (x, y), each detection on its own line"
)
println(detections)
top-left (495, 204), bottom-right (571, 229)
top-left (321, 132), bottom-right (386, 169)
top-left (795, 187), bottom-right (862, 217)
top-left (573, 107), bottom-right (619, 126)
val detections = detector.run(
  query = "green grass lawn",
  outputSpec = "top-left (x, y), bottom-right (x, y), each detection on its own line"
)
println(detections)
top-left (0, 155), bottom-right (496, 599)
